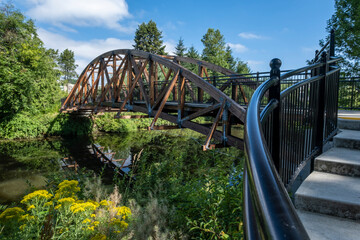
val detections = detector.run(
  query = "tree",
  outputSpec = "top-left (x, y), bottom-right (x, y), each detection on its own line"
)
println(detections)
top-left (133, 20), bottom-right (166, 55)
top-left (184, 46), bottom-right (201, 73)
top-left (201, 28), bottom-right (228, 70)
top-left (225, 45), bottom-right (236, 72)
top-left (235, 60), bottom-right (251, 74)
top-left (324, 0), bottom-right (360, 76)
top-left (175, 37), bottom-right (187, 57)
top-left (0, 3), bottom-right (60, 119)
top-left (58, 49), bottom-right (78, 85)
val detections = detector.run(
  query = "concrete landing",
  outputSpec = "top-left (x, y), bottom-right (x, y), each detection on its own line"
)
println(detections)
top-left (315, 147), bottom-right (360, 176)
top-left (295, 171), bottom-right (360, 220)
top-left (297, 210), bottom-right (360, 240)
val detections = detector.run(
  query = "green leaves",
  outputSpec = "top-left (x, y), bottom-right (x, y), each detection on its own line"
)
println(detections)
top-left (326, 0), bottom-right (360, 76)
top-left (133, 20), bottom-right (166, 55)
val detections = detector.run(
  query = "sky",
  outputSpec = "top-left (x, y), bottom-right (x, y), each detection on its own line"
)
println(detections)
top-left (9, 0), bottom-right (335, 74)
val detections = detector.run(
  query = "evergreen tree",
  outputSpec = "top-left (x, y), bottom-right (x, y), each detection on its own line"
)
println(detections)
top-left (186, 46), bottom-right (200, 60)
top-left (58, 49), bottom-right (78, 85)
top-left (235, 60), bottom-right (251, 74)
top-left (175, 37), bottom-right (187, 57)
top-left (133, 20), bottom-right (166, 55)
top-left (225, 45), bottom-right (236, 72)
top-left (201, 28), bottom-right (228, 70)
top-left (324, 0), bottom-right (360, 76)
top-left (0, 3), bottom-right (60, 119)
top-left (184, 46), bottom-right (201, 73)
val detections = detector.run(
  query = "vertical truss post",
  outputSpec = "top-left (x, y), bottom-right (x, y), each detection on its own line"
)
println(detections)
top-left (178, 73), bottom-right (186, 127)
top-left (222, 102), bottom-right (230, 146)
top-left (198, 65), bottom-right (204, 103)
top-left (149, 58), bottom-right (155, 106)
top-left (127, 53), bottom-right (133, 105)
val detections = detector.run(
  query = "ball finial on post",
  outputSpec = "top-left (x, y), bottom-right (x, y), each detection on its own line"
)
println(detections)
top-left (270, 58), bottom-right (282, 77)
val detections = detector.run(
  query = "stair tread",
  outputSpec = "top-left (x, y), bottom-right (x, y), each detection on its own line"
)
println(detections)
top-left (335, 129), bottom-right (360, 141)
top-left (295, 171), bottom-right (360, 206)
top-left (297, 210), bottom-right (360, 240)
top-left (316, 147), bottom-right (360, 165)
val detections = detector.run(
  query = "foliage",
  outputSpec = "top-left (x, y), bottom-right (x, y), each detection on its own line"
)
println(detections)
top-left (0, 180), bottom-right (132, 240)
top-left (225, 46), bottom-right (237, 72)
top-left (236, 60), bottom-right (251, 74)
top-left (47, 114), bottom-right (93, 137)
top-left (201, 28), bottom-right (228, 70)
top-left (0, 112), bottom-right (93, 139)
top-left (133, 20), bottom-right (166, 55)
top-left (0, 3), bottom-right (61, 119)
top-left (58, 49), bottom-right (78, 85)
top-left (94, 113), bottom-right (138, 133)
top-left (184, 46), bottom-right (201, 73)
top-left (323, 0), bottom-right (360, 76)
top-left (175, 37), bottom-right (187, 57)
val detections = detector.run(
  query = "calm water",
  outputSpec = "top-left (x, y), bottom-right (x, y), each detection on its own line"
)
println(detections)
top-left (0, 127), bottom-right (243, 204)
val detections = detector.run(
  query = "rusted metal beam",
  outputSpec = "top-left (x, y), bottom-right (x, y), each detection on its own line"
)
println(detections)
top-left (203, 100), bottom-right (226, 150)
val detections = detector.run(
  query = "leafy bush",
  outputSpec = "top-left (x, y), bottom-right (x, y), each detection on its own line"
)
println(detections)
top-left (47, 114), bottom-right (93, 136)
top-left (94, 113), bottom-right (137, 133)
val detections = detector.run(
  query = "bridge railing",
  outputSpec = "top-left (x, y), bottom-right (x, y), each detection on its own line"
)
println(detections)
top-left (244, 29), bottom-right (342, 239)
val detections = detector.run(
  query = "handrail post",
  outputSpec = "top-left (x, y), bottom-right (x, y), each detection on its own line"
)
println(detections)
top-left (269, 58), bottom-right (282, 170)
top-left (330, 29), bottom-right (335, 58)
top-left (315, 52), bottom-right (328, 153)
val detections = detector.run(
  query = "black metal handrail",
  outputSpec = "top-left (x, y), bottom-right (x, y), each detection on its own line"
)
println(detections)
top-left (244, 30), bottom-right (341, 239)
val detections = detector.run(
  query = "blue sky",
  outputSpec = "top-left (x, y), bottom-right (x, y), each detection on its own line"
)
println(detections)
top-left (10, 0), bottom-right (335, 73)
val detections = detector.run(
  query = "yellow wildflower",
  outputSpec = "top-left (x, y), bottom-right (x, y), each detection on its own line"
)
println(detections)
top-left (44, 201), bottom-right (53, 207)
top-left (70, 202), bottom-right (97, 214)
top-left (93, 221), bottom-right (100, 226)
top-left (58, 197), bottom-right (76, 205)
top-left (116, 206), bottom-right (131, 220)
top-left (0, 207), bottom-right (25, 222)
top-left (88, 226), bottom-right (95, 231)
top-left (91, 214), bottom-right (96, 218)
top-left (82, 218), bottom-right (91, 224)
top-left (27, 205), bottom-right (35, 211)
top-left (110, 218), bottom-right (129, 230)
top-left (55, 180), bottom-right (80, 199)
top-left (90, 233), bottom-right (106, 240)
top-left (87, 199), bottom-right (100, 208)
top-left (54, 204), bottom-right (62, 210)
top-left (21, 190), bottom-right (52, 204)
top-left (19, 224), bottom-right (26, 231)
top-left (99, 200), bottom-right (109, 206)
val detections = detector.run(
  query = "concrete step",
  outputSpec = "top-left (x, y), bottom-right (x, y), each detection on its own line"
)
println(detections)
top-left (297, 210), bottom-right (360, 240)
top-left (338, 119), bottom-right (360, 131)
top-left (314, 147), bottom-right (360, 177)
top-left (334, 129), bottom-right (360, 150)
top-left (294, 171), bottom-right (360, 220)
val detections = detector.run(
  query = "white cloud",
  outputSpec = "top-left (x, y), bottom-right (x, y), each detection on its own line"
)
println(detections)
top-left (38, 29), bottom-right (133, 73)
top-left (164, 41), bottom-right (176, 55)
top-left (26, 0), bottom-right (132, 32)
top-left (246, 60), bottom-right (265, 71)
top-left (238, 32), bottom-right (265, 40)
top-left (227, 43), bottom-right (248, 53)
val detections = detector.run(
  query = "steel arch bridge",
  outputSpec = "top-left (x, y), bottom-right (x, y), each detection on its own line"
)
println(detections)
top-left (60, 49), bottom-right (258, 150)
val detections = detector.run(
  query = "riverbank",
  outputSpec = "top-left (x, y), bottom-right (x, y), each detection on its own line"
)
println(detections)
top-left (0, 130), bottom-right (244, 239)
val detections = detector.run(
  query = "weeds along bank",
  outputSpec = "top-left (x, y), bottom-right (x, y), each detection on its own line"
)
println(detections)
top-left (0, 130), bottom-right (245, 239)
top-left (0, 112), bottom-right (176, 140)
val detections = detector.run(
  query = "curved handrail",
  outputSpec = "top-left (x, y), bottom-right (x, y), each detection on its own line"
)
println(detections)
top-left (245, 71), bottom-right (309, 239)
top-left (244, 29), bottom-right (342, 238)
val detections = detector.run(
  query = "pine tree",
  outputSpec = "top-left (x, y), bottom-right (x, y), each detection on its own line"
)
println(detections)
top-left (184, 46), bottom-right (201, 73)
top-left (175, 37), bottom-right (187, 57)
top-left (235, 60), bottom-right (251, 74)
top-left (58, 49), bottom-right (78, 85)
top-left (133, 20), bottom-right (166, 55)
top-left (225, 46), bottom-right (236, 72)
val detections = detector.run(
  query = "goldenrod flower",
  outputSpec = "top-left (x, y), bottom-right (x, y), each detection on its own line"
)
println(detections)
top-left (27, 205), bottom-right (35, 211)
top-left (55, 180), bottom-right (80, 199)
top-left (70, 202), bottom-right (97, 214)
top-left (82, 218), bottom-right (91, 224)
top-left (90, 233), bottom-right (106, 240)
top-left (91, 214), bottom-right (96, 218)
top-left (21, 190), bottom-right (52, 204)
top-left (0, 207), bottom-right (25, 222)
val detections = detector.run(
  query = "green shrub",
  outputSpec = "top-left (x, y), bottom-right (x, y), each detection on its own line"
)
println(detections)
top-left (94, 113), bottom-right (137, 133)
